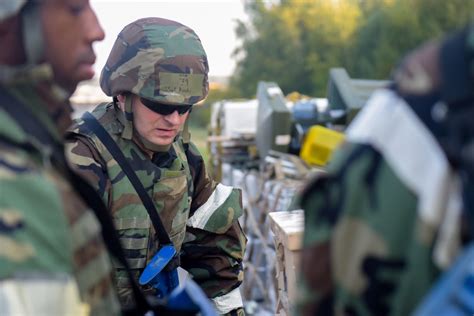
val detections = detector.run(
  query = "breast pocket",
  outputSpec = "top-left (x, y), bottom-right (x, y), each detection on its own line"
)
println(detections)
top-left (152, 173), bottom-right (190, 251)
top-left (114, 214), bottom-right (151, 269)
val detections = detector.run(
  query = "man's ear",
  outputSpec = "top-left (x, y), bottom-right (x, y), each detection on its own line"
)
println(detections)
top-left (116, 94), bottom-right (128, 111)
top-left (117, 94), bottom-right (126, 103)
top-left (0, 14), bottom-right (26, 65)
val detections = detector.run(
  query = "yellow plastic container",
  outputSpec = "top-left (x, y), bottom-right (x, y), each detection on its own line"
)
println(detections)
top-left (300, 125), bottom-right (345, 166)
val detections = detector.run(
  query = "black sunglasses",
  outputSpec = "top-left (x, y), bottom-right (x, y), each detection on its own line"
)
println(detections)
top-left (140, 97), bottom-right (193, 116)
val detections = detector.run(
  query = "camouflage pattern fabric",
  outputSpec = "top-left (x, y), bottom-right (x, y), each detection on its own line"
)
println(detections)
top-left (100, 17), bottom-right (209, 106)
top-left (0, 0), bottom-right (25, 21)
top-left (0, 64), bottom-right (120, 315)
top-left (67, 102), bottom-right (246, 314)
top-left (297, 87), bottom-right (470, 316)
top-left (297, 23), bottom-right (474, 316)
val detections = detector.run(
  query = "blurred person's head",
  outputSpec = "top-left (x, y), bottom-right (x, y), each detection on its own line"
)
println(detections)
top-left (0, 0), bottom-right (105, 94)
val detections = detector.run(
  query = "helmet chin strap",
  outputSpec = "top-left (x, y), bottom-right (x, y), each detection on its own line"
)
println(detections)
top-left (21, 2), bottom-right (44, 65)
top-left (121, 94), bottom-right (172, 152)
top-left (182, 115), bottom-right (191, 144)
top-left (120, 95), bottom-right (134, 140)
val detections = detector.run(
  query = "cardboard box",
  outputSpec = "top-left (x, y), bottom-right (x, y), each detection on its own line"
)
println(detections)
top-left (268, 210), bottom-right (305, 315)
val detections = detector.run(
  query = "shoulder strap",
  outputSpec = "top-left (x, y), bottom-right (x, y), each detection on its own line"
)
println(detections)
top-left (81, 111), bottom-right (173, 246)
top-left (0, 86), bottom-right (159, 315)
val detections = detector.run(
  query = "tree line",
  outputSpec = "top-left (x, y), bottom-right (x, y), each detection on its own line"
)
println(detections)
top-left (228, 0), bottom-right (474, 98)
top-left (190, 0), bottom-right (473, 128)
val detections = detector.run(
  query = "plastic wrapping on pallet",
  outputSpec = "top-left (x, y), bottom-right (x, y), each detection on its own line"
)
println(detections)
top-left (262, 179), bottom-right (303, 213)
top-left (221, 163), bottom-right (233, 186)
top-left (210, 99), bottom-right (258, 139)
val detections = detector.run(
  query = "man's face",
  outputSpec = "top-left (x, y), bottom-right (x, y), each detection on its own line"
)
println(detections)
top-left (131, 96), bottom-right (190, 146)
top-left (40, 0), bottom-right (104, 93)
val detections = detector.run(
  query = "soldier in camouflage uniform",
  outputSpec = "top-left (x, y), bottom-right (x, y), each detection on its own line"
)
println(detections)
top-left (66, 17), bottom-right (247, 316)
top-left (0, 0), bottom-right (122, 315)
top-left (297, 23), bottom-right (474, 316)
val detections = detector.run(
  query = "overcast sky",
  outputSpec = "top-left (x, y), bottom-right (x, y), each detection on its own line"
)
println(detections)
top-left (90, 0), bottom-right (248, 78)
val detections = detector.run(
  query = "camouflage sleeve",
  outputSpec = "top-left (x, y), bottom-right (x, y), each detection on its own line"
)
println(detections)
top-left (181, 142), bottom-right (247, 315)
top-left (66, 134), bottom-right (112, 206)
top-left (0, 148), bottom-right (87, 314)
top-left (296, 142), bottom-right (367, 316)
top-left (297, 175), bottom-right (337, 316)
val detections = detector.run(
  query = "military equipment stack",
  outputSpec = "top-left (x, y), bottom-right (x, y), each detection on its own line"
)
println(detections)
top-left (255, 82), bottom-right (293, 159)
top-left (208, 99), bottom-right (259, 183)
top-left (207, 68), bottom-right (388, 315)
top-left (327, 68), bottom-right (390, 124)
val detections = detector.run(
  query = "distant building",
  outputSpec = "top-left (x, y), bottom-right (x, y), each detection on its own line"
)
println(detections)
top-left (72, 76), bottom-right (230, 104)
top-left (209, 76), bottom-right (230, 90)
top-left (70, 76), bottom-right (230, 118)
top-left (70, 77), bottom-right (109, 106)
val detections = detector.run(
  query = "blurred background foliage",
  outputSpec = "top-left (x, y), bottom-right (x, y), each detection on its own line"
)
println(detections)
top-left (190, 0), bottom-right (474, 134)
top-left (229, 0), bottom-right (474, 98)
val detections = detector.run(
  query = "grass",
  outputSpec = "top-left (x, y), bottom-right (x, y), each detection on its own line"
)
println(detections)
top-left (188, 125), bottom-right (210, 165)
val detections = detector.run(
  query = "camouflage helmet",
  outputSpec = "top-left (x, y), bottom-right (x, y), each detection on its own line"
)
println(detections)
top-left (0, 0), bottom-right (43, 65)
top-left (0, 0), bottom-right (25, 21)
top-left (100, 17), bottom-right (209, 106)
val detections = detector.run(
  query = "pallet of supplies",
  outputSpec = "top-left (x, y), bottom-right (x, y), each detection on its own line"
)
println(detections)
top-left (268, 210), bottom-right (305, 316)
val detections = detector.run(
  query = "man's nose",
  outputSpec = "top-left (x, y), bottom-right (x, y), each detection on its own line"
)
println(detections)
top-left (85, 6), bottom-right (105, 43)
top-left (164, 110), bottom-right (182, 124)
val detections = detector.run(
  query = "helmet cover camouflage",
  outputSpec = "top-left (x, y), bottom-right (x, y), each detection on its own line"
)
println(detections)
top-left (0, 0), bottom-right (26, 21)
top-left (0, 0), bottom-right (44, 65)
top-left (100, 17), bottom-right (209, 106)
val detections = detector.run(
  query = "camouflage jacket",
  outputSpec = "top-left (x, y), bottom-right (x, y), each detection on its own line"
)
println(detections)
top-left (297, 87), bottom-right (471, 316)
top-left (0, 65), bottom-right (120, 315)
top-left (67, 102), bottom-right (246, 315)
top-left (297, 23), bottom-right (474, 316)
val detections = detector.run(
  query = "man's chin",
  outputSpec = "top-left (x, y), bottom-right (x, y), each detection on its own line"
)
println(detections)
top-left (54, 71), bottom-right (91, 97)
top-left (150, 136), bottom-right (174, 146)
top-left (53, 74), bottom-right (80, 97)
top-left (57, 80), bottom-right (78, 98)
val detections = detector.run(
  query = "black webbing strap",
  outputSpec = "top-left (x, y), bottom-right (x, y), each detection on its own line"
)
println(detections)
top-left (82, 111), bottom-right (173, 246)
top-left (0, 86), bottom-right (157, 315)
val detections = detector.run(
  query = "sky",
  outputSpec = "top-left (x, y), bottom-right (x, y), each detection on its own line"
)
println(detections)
top-left (90, 0), bottom-right (249, 79)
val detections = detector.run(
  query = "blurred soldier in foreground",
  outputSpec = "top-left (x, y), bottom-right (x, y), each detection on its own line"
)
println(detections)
top-left (66, 17), bottom-right (247, 315)
top-left (0, 0), bottom-right (123, 315)
top-left (297, 22), bottom-right (474, 316)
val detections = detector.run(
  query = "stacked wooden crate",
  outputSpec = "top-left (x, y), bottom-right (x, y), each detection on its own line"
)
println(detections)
top-left (268, 210), bottom-right (305, 316)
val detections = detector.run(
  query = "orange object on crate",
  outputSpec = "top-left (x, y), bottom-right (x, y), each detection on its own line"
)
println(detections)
top-left (300, 125), bottom-right (345, 166)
